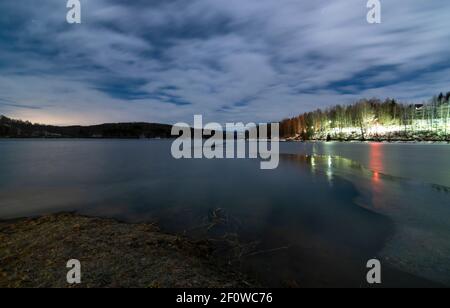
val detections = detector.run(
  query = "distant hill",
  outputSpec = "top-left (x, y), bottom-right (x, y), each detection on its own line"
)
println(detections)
top-left (0, 115), bottom-right (174, 138)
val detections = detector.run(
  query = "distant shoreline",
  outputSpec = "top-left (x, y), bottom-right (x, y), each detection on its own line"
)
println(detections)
top-left (1, 137), bottom-right (449, 145)
top-left (282, 139), bottom-right (450, 144)
top-left (2, 115), bottom-right (449, 143)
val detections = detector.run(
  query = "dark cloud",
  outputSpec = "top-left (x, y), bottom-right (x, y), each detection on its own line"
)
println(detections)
top-left (0, 0), bottom-right (449, 125)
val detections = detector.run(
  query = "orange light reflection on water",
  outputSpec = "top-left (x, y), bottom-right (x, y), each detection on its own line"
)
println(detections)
top-left (368, 143), bottom-right (386, 209)
top-left (369, 143), bottom-right (384, 182)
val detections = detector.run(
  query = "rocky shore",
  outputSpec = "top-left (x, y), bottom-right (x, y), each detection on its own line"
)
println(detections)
top-left (0, 213), bottom-right (254, 288)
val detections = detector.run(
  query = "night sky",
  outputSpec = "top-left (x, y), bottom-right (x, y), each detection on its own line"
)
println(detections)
top-left (0, 0), bottom-right (449, 125)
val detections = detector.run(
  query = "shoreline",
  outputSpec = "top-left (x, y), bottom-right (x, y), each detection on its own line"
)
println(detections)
top-left (1, 212), bottom-right (445, 288)
top-left (1, 137), bottom-right (449, 144)
top-left (0, 213), bottom-right (255, 288)
top-left (282, 139), bottom-right (450, 144)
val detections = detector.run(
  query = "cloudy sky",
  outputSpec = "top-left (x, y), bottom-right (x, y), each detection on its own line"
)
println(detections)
top-left (0, 0), bottom-right (449, 125)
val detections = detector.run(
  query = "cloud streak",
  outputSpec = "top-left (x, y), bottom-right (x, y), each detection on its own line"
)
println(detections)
top-left (0, 98), bottom-right (43, 110)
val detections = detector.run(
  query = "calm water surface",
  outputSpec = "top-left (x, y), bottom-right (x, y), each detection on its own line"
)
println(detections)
top-left (0, 139), bottom-right (449, 287)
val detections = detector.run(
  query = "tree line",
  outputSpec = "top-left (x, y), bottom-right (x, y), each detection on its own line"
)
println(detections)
top-left (280, 92), bottom-right (450, 141)
top-left (0, 115), bottom-right (173, 138)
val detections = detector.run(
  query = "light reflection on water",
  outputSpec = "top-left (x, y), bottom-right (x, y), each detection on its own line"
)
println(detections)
top-left (292, 152), bottom-right (450, 285)
top-left (0, 140), bottom-right (449, 286)
top-left (368, 143), bottom-right (384, 175)
top-left (282, 141), bottom-right (450, 187)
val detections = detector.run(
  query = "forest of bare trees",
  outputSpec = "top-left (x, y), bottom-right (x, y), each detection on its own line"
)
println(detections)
top-left (280, 92), bottom-right (450, 141)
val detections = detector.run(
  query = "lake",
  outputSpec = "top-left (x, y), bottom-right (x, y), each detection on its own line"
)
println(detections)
top-left (0, 139), bottom-right (449, 287)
